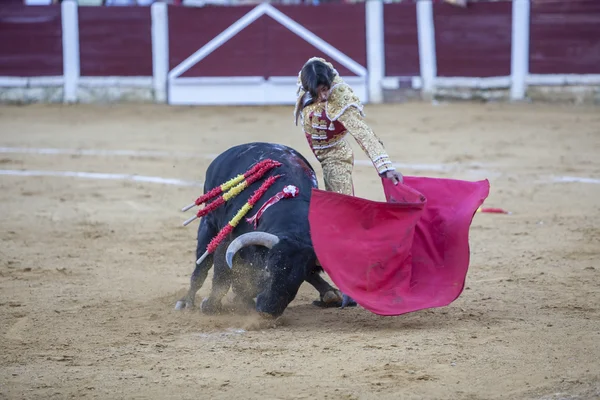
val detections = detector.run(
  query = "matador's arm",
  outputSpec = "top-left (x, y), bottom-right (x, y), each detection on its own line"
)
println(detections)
top-left (327, 84), bottom-right (395, 175)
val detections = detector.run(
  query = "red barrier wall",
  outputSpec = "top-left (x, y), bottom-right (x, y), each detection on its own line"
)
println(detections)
top-left (2, 2), bottom-right (599, 85)
top-left (530, 0), bottom-right (600, 75)
top-left (383, 3), bottom-right (420, 77)
top-left (78, 7), bottom-right (152, 77)
top-left (433, 1), bottom-right (512, 77)
top-left (0, 5), bottom-right (63, 77)
top-left (269, 4), bottom-right (366, 77)
top-left (168, 4), bottom-right (366, 78)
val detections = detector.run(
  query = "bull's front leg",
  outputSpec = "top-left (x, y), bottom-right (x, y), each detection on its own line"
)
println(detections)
top-left (201, 243), bottom-right (231, 315)
top-left (175, 253), bottom-right (214, 310)
top-left (306, 271), bottom-right (356, 308)
top-left (305, 271), bottom-right (342, 306)
top-left (309, 261), bottom-right (357, 309)
top-left (175, 217), bottom-right (216, 311)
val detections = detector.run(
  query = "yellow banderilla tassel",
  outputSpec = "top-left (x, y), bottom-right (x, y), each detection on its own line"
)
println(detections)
top-left (220, 174), bottom-right (245, 192)
top-left (222, 180), bottom-right (248, 201)
top-left (230, 203), bottom-right (253, 227)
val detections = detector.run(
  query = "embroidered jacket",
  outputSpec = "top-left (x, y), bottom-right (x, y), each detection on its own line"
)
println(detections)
top-left (295, 60), bottom-right (395, 175)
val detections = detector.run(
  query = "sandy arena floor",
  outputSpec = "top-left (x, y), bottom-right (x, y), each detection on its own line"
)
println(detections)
top-left (0, 102), bottom-right (599, 400)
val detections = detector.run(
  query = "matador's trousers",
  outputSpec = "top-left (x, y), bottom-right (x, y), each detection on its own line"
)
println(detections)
top-left (313, 139), bottom-right (355, 196)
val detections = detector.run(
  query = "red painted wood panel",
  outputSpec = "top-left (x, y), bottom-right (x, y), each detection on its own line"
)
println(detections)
top-left (269, 4), bottom-right (366, 77)
top-left (0, 5), bottom-right (62, 77)
top-left (184, 16), bottom-right (267, 78)
top-left (434, 1), bottom-right (512, 77)
top-left (168, 5), bottom-right (256, 76)
top-left (79, 7), bottom-right (152, 77)
top-left (530, 0), bottom-right (600, 74)
top-left (383, 3), bottom-right (420, 77)
top-left (168, 4), bottom-right (366, 78)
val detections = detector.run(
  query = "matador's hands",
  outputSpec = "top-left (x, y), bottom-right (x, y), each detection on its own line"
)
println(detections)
top-left (383, 170), bottom-right (403, 185)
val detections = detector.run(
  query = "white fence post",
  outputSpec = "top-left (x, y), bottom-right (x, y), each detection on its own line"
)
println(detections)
top-left (61, 0), bottom-right (80, 103)
top-left (151, 2), bottom-right (169, 104)
top-left (416, 0), bottom-right (436, 97)
top-left (365, 0), bottom-right (385, 104)
top-left (510, 0), bottom-right (530, 101)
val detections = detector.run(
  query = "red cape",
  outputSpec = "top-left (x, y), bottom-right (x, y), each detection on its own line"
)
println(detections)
top-left (308, 176), bottom-right (490, 316)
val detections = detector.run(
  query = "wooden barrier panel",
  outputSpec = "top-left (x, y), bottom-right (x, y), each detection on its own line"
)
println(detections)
top-left (433, 1), bottom-right (512, 77)
top-left (2, 0), bottom-right (600, 104)
top-left (267, 4), bottom-right (366, 77)
top-left (0, 5), bottom-right (63, 77)
top-left (383, 2), bottom-right (420, 77)
top-left (530, 0), bottom-right (600, 75)
top-left (168, 4), bottom-right (366, 78)
top-left (78, 6), bottom-right (152, 77)
top-left (168, 5), bottom-right (255, 77)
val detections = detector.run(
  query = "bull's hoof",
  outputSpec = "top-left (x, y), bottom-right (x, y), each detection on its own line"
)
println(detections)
top-left (200, 298), bottom-right (223, 315)
top-left (322, 289), bottom-right (343, 304)
top-left (312, 300), bottom-right (339, 308)
top-left (312, 289), bottom-right (345, 308)
top-left (174, 299), bottom-right (194, 310)
top-left (258, 312), bottom-right (276, 319)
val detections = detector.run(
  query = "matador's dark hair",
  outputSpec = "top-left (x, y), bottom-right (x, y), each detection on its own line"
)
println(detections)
top-left (294, 60), bottom-right (336, 125)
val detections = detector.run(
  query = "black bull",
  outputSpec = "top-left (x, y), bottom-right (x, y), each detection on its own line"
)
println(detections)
top-left (175, 142), bottom-right (351, 317)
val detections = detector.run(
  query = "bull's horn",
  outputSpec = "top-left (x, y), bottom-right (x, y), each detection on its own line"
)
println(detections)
top-left (226, 232), bottom-right (280, 269)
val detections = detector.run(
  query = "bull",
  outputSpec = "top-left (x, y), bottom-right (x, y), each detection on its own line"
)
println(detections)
top-left (175, 142), bottom-right (354, 318)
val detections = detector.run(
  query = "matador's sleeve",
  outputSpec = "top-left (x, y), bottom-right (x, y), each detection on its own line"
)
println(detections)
top-left (327, 84), bottom-right (395, 175)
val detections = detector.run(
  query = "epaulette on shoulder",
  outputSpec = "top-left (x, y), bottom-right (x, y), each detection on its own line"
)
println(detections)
top-left (325, 83), bottom-right (365, 122)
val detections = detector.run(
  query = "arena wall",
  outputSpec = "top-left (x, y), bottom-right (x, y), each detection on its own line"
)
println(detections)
top-left (0, 0), bottom-right (599, 105)
top-left (0, 5), bottom-right (64, 103)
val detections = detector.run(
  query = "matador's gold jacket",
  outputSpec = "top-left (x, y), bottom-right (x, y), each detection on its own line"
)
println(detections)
top-left (294, 58), bottom-right (396, 176)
